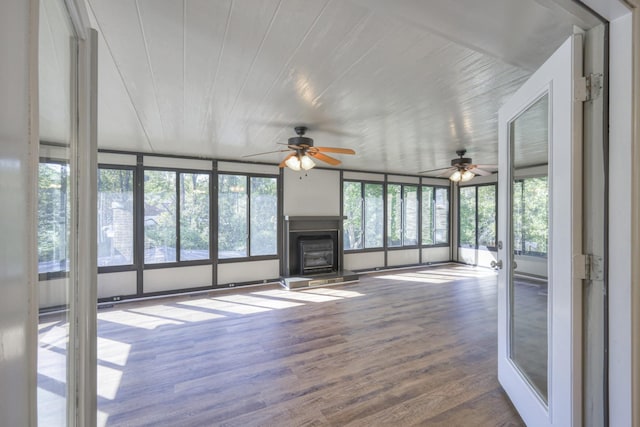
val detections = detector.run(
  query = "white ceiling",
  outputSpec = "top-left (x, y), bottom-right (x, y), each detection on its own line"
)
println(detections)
top-left (69, 0), bottom-right (599, 175)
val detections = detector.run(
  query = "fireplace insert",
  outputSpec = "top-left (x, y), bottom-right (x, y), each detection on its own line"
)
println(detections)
top-left (298, 238), bottom-right (335, 275)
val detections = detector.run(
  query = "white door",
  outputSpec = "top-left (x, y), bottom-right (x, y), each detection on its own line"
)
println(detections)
top-left (497, 34), bottom-right (583, 426)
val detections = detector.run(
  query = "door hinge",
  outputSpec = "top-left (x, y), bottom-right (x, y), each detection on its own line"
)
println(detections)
top-left (574, 253), bottom-right (604, 281)
top-left (575, 73), bottom-right (602, 102)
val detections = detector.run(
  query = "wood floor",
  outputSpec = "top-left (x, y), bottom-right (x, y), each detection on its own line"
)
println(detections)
top-left (95, 265), bottom-right (524, 426)
top-left (46, 265), bottom-right (526, 426)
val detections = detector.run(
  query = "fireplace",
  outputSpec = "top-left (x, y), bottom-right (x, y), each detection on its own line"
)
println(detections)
top-left (282, 216), bottom-right (358, 289)
top-left (283, 216), bottom-right (344, 277)
top-left (299, 237), bottom-right (335, 275)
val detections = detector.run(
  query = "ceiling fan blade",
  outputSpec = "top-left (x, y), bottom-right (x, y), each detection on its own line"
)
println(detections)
top-left (277, 143), bottom-right (304, 150)
top-left (278, 152), bottom-right (296, 168)
top-left (418, 166), bottom-right (453, 175)
top-left (469, 167), bottom-right (492, 176)
top-left (310, 152), bottom-right (341, 166)
top-left (437, 168), bottom-right (457, 178)
top-left (473, 164), bottom-right (498, 170)
top-left (242, 149), bottom-right (291, 158)
top-left (312, 146), bottom-right (356, 155)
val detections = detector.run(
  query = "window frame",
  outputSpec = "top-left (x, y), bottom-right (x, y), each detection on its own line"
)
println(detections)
top-left (420, 184), bottom-right (450, 248)
top-left (457, 183), bottom-right (497, 250)
top-left (142, 165), bottom-right (214, 269)
top-left (217, 172), bottom-right (280, 263)
top-left (386, 182), bottom-right (420, 250)
top-left (97, 164), bottom-right (137, 273)
top-left (342, 179), bottom-right (385, 253)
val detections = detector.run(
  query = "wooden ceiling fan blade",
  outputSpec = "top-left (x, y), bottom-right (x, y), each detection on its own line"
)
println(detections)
top-left (243, 148), bottom-right (291, 158)
top-left (279, 152), bottom-right (297, 168)
top-left (313, 146), bottom-right (356, 155)
top-left (311, 152), bottom-right (341, 166)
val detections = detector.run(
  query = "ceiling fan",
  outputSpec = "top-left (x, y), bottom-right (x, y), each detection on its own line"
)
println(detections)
top-left (243, 126), bottom-right (356, 171)
top-left (419, 150), bottom-right (497, 182)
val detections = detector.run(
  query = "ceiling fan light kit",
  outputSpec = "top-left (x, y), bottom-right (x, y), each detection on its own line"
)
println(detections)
top-left (420, 149), bottom-right (497, 183)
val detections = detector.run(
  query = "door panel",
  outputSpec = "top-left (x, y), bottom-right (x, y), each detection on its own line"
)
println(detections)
top-left (497, 34), bottom-right (583, 426)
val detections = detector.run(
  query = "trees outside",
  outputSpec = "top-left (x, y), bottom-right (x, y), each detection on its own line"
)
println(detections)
top-left (343, 181), bottom-right (363, 250)
top-left (218, 174), bottom-right (247, 258)
top-left (38, 162), bottom-right (70, 273)
top-left (249, 177), bottom-right (277, 256)
top-left (144, 170), bottom-right (177, 263)
top-left (513, 176), bottom-right (548, 255)
top-left (459, 186), bottom-right (477, 248)
top-left (180, 173), bottom-right (210, 260)
top-left (98, 168), bottom-right (134, 266)
top-left (363, 183), bottom-right (383, 248)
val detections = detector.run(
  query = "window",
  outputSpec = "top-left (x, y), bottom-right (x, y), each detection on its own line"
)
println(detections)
top-left (218, 174), bottom-right (278, 259)
top-left (343, 181), bottom-right (384, 250)
top-left (513, 176), bottom-right (548, 256)
top-left (421, 186), bottom-right (449, 245)
top-left (98, 167), bottom-right (134, 267)
top-left (477, 185), bottom-right (496, 248)
top-left (249, 176), bottom-right (278, 256)
top-left (144, 170), bottom-right (177, 263)
top-left (387, 183), bottom-right (419, 248)
top-left (364, 183), bottom-right (384, 248)
top-left (144, 169), bottom-right (211, 264)
top-left (38, 161), bottom-right (70, 274)
top-left (180, 173), bottom-right (210, 261)
top-left (459, 186), bottom-right (476, 248)
top-left (458, 184), bottom-right (496, 249)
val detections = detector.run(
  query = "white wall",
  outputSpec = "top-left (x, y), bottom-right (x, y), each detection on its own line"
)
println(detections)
top-left (217, 259), bottom-right (280, 285)
top-left (0, 1), bottom-right (37, 424)
top-left (283, 168), bottom-right (340, 216)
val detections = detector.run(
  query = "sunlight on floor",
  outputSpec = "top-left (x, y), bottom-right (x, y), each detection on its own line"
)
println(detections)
top-left (128, 304), bottom-right (224, 323)
top-left (375, 266), bottom-right (496, 284)
top-left (98, 310), bottom-right (183, 330)
top-left (252, 289), bottom-right (342, 302)
top-left (97, 364), bottom-right (123, 400)
top-left (97, 337), bottom-right (131, 366)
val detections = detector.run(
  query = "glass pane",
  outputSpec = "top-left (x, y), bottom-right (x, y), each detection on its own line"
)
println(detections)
top-left (434, 187), bottom-right (449, 244)
top-left (144, 170), bottom-right (177, 263)
top-left (38, 162), bottom-right (70, 274)
top-left (180, 173), bottom-right (210, 261)
top-left (386, 184), bottom-right (402, 247)
top-left (343, 182), bottom-right (363, 250)
top-left (364, 183), bottom-right (383, 248)
top-left (421, 186), bottom-right (434, 245)
top-left (510, 93), bottom-right (549, 402)
top-left (97, 169), bottom-right (134, 266)
top-left (459, 187), bottom-right (476, 248)
top-left (37, 0), bottom-right (76, 423)
top-left (477, 185), bottom-right (496, 249)
top-left (403, 185), bottom-right (418, 245)
top-left (250, 177), bottom-right (277, 256)
top-left (218, 175), bottom-right (247, 258)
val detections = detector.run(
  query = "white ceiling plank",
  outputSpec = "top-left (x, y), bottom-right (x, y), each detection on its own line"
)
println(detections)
top-left (88, 0), bottom-right (165, 149)
top-left (184, 0), bottom-right (233, 155)
top-left (137, 0), bottom-right (186, 151)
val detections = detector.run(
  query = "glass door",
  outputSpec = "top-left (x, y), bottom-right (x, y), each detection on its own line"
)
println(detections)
top-left (497, 34), bottom-right (584, 426)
